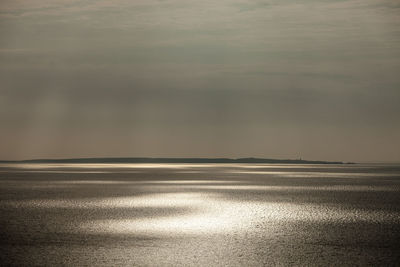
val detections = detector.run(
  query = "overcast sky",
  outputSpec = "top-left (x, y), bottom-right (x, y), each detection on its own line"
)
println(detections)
top-left (0, 0), bottom-right (399, 162)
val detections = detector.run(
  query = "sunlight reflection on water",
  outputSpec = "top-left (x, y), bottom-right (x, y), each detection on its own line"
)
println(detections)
top-left (79, 192), bottom-right (400, 236)
top-left (227, 170), bottom-right (400, 177)
top-left (1, 163), bottom-right (400, 266)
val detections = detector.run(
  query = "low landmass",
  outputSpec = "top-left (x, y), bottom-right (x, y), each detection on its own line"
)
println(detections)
top-left (0, 157), bottom-right (350, 164)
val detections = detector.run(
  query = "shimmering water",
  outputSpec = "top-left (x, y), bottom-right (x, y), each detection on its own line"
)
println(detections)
top-left (0, 163), bottom-right (399, 266)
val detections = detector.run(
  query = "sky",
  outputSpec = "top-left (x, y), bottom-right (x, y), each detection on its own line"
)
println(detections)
top-left (0, 0), bottom-right (399, 162)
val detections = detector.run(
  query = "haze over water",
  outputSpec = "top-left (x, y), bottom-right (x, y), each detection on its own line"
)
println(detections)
top-left (0, 163), bottom-right (399, 266)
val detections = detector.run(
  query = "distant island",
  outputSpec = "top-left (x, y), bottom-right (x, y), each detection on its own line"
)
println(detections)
top-left (0, 157), bottom-right (350, 164)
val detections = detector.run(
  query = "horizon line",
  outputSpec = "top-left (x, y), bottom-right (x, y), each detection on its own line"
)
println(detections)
top-left (0, 156), bottom-right (352, 164)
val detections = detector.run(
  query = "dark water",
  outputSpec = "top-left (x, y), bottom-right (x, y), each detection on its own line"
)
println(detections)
top-left (0, 163), bottom-right (399, 266)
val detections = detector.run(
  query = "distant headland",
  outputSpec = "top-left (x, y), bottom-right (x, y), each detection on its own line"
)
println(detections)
top-left (0, 157), bottom-right (351, 164)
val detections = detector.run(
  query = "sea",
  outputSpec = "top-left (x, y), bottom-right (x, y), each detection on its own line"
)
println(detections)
top-left (0, 163), bottom-right (399, 266)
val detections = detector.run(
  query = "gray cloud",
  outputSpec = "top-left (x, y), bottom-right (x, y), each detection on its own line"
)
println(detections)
top-left (0, 0), bottom-right (399, 161)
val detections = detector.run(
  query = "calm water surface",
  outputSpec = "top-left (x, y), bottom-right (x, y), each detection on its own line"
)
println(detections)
top-left (0, 163), bottom-right (399, 266)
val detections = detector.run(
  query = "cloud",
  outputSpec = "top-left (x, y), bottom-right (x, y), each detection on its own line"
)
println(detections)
top-left (0, 0), bottom-right (399, 161)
